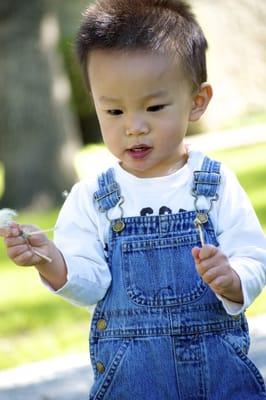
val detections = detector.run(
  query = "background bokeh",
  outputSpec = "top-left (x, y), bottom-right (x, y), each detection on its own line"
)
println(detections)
top-left (0, 0), bottom-right (265, 209)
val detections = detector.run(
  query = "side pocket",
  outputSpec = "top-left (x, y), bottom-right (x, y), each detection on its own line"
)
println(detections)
top-left (221, 332), bottom-right (266, 393)
top-left (90, 338), bottom-right (131, 400)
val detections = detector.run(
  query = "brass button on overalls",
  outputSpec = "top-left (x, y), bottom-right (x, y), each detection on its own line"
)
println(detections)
top-left (96, 361), bottom-right (105, 374)
top-left (97, 319), bottom-right (107, 331)
top-left (231, 315), bottom-right (240, 320)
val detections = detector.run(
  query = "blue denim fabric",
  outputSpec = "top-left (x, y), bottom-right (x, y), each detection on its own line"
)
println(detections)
top-left (90, 157), bottom-right (266, 399)
top-left (93, 168), bottom-right (122, 212)
top-left (192, 156), bottom-right (221, 198)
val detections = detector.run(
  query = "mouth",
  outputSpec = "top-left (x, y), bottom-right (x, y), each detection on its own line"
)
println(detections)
top-left (127, 144), bottom-right (152, 159)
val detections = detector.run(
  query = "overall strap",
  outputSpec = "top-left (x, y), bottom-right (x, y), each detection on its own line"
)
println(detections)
top-left (192, 157), bottom-right (222, 245)
top-left (192, 156), bottom-right (221, 198)
top-left (93, 168), bottom-right (122, 212)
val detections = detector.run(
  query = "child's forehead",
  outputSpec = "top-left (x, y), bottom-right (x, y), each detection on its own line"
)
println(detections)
top-left (88, 47), bottom-right (181, 67)
top-left (88, 48), bottom-right (189, 88)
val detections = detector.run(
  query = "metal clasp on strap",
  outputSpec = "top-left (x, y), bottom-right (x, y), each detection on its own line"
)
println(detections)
top-left (191, 189), bottom-right (219, 247)
top-left (191, 190), bottom-right (219, 215)
top-left (106, 196), bottom-right (125, 233)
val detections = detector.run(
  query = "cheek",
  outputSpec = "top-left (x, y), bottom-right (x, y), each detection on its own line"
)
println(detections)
top-left (155, 118), bottom-right (182, 137)
top-left (96, 116), bottom-right (113, 138)
top-left (100, 124), bottom-right (121, 149)
top-left (154, 118), bottom-right (188, 148)
top-left (164, 110), bottom-right (189, 132)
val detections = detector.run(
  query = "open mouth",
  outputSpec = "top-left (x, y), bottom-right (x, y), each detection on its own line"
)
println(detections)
top-left (127, 145), bottom-right (152, 159)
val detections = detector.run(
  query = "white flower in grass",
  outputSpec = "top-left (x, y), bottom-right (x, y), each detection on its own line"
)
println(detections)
top-left (0, 208), bottom-right (17, 228)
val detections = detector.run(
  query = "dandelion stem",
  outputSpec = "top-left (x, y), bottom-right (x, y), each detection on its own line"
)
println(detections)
top-left (32, 249), bottom-right (52, 263)
top-left (26, 228), bottom-right (56, 236)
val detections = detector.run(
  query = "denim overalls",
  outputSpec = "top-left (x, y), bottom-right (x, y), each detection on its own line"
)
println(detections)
top-left (90, 157), bottom-right (266, 400)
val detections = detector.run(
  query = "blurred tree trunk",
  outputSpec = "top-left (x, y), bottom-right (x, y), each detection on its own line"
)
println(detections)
top-left (0, 0), bottom-right (80, 210)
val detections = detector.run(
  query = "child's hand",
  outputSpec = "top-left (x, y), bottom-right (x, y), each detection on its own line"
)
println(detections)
top-left (192, 245), bottom-right (243, 304)
top-left (2, 222), bottom-right (52, 266)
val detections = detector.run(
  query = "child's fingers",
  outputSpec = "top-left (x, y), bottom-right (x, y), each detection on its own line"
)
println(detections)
top-left (194, 248), bottom-right (220, 276)
top-left (1, 222), bottom-right (49, 266)
top-left (192, 245), bottom-right (218, 279)
top-left (5, 234), bottom-right (26, 248)
top-left (12, 249), bottom-right (36, 267)
top-left (199, 265), bottom-right (222, 285)
top-left (198, 244), bottom-right (218, 261)
top-left (19, 224), bottom-right (48, 246)
top-left (4, 223), bottom-right (46, 246)
top-left (0, 223), bottom-right (20, 238)
top-left (6, 239), bottom-right (39, 266)
top-left (191, 245), bottom-right (217, 263)
top-left (7, 243), bottom-right (30, 260)
top-left (0, 228), bottom-right (7, 237)
top-left (191, 246), bottom-right (201, 261)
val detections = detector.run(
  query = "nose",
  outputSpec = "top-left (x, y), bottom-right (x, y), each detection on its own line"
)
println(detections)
top-left (125, 114), bottom-right (150, 136)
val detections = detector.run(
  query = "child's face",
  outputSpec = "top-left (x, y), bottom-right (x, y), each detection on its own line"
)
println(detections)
top-left (88, 49), bottom-right (196, 177)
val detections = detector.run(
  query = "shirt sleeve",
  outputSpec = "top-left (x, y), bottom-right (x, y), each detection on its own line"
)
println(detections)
top-left (42, 180), bottom-right (111, 307)
top-left (215, 165), bottom-right (266, 315)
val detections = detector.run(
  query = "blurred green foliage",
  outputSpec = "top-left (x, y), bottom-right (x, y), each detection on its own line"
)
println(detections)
top-left (0, 209), bottom-right (89, 370)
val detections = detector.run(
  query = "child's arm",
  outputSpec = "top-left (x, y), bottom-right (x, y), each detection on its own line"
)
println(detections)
top-left (3, 222), bottom-right (67, 291)
top-left (1, 180), bottom-right (112, 308)
top-left (191, 163), bottom-right (266, 315)
top-left (192, 245), bottom-right (243, 304)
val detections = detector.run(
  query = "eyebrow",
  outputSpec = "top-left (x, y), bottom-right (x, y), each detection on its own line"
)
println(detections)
top-left (99, 90), bottom-right (168, 103)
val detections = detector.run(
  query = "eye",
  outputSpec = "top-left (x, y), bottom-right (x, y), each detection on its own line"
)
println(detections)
top-left (107, 109), bottom-right (123, 116)
top-left (146, 104), bottom-right (166, 112)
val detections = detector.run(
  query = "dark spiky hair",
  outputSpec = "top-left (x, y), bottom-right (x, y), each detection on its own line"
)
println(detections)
top-left (76, 0), bottom-right (208, 88)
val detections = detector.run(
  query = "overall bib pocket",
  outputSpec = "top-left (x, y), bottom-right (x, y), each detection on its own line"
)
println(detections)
top-left (122, 233), bottom-right (207, 307)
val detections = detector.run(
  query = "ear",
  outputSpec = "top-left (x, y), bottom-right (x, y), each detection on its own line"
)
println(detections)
top-left (189, 83), bottom-right (213, 122)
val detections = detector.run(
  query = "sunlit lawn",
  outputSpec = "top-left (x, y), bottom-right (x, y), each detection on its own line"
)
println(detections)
top-left (0, 210), bottom-right (90, 370)
top-left (0, 141), bottom-right (265, 370)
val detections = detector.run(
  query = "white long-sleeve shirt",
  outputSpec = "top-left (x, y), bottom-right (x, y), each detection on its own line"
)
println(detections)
top-left (46, 149), bottom-right (266, 315)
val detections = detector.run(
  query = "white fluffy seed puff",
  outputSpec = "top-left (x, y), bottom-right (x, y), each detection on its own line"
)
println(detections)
top-left (0, 208), bottom-right (17, 228)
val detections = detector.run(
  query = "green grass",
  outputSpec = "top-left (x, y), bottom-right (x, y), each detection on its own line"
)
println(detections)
top-left (0, 210), bottom-right (89, 370)
top-left (0, 141), bottom-right (266, 370)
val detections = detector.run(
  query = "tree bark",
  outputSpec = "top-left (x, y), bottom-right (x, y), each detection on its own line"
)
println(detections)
top-left (0, 0), bottom-right (80, 210)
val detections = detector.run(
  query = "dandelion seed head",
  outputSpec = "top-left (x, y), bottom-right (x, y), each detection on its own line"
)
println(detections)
top-left (0, 208), bottom-right (17, 228)
top-left (62, 190), bottom-right (69, 199)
